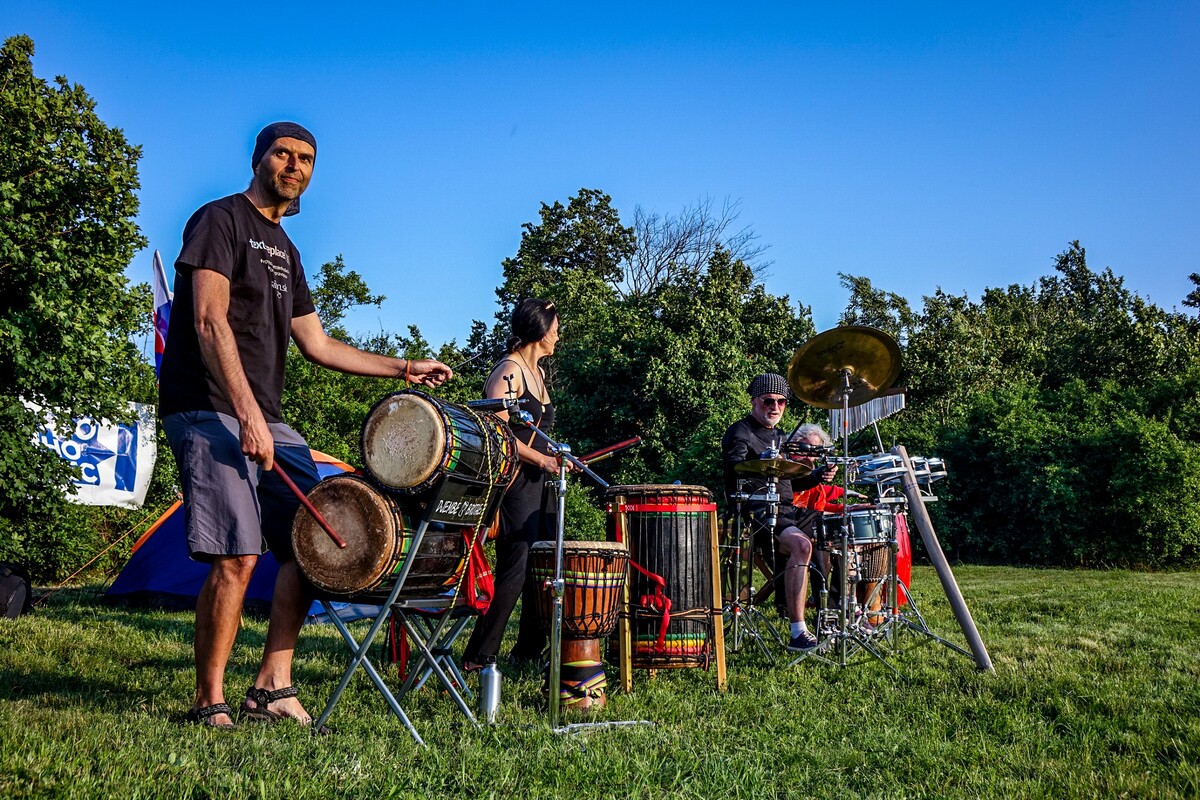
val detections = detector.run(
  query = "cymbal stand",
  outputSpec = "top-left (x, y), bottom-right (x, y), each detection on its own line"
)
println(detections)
top-left (828, 469), bottom-right (974, 670)
top-left (721, 481), bottom-right (785, 659)
top-left (861, 494), bottom-right (974, 663)
top-left (510, 410), bottom-right (652, 735)
top-left (789, 368), bottom-right (895, 674)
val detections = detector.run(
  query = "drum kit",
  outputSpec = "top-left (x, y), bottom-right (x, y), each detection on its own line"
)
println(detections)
top-left (282, 327), bottom-right (990, 742)
top-left (724, 326), bottom-right (990, 674)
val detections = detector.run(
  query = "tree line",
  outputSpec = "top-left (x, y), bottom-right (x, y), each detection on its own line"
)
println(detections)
top-left (3, 34), bottom-right (1198, 581)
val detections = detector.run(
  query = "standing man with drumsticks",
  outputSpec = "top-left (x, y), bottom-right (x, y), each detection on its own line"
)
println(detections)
top-left (721, 374), bottom-right (832, 651)
top-left (159, 122), bottom-right (453, 729)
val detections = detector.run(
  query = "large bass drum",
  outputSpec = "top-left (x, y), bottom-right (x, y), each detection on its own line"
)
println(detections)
top-left (361, 390), bottom-right (518, 497)
top-left (292, 474), bottom-right (465, 602)
top-left (604, 484), bottom-right (718, 669)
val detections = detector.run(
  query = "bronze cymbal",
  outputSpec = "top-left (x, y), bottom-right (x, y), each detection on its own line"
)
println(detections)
top-left (734, 458), bottom-right (813, 478)
top-left (787, 326), bottom-right (902, 409)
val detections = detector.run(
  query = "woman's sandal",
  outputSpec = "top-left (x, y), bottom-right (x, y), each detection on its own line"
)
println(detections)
top-left (184, 702), bottom-right (236, 730)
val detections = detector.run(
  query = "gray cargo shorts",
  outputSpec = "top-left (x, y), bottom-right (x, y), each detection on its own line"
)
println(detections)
top-left (163, 411), bottom-right (320, 563)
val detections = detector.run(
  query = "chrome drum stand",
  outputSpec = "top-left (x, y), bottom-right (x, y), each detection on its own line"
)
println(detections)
top-left (721, 480), bottom-right (786, 660)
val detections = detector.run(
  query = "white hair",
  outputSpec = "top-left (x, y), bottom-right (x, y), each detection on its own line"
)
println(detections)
top-left (793, 423), bottom-right (831, 447)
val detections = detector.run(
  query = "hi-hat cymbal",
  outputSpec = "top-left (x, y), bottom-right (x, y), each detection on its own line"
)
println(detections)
top-left (787, 326), bottom-right (902, 409)
top-left (734, 458), bottom-right (812, 478)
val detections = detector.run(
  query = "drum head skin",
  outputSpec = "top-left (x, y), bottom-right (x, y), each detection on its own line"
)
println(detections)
top-left (530, 540), bottom-right (631, 555)
top-left (292, 475), bottom-right (402, 594)
top-left (362, 392), bottom-right (446, 490)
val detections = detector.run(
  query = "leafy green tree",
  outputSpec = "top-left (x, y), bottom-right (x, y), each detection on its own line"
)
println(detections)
top-left (940, 379), bottom-right (1200, 567)
top-left (282, 255), bottom-right (485, 465)
top-left (0, 35), bottom-right (151, 575)
top-left (496, 188), bottom-right (632, 322)
top-left (844, 242), bottom-right (1200, 567)
top-left (495, 190), bottom-right (814, 506)
top-left (1185, 273), bottom-right (1200, 311)
top-left (838, 273), bottom-right (918, 345)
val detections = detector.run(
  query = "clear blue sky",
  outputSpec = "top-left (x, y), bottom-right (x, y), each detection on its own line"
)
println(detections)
top-left (8, 2), bottom-right (1199, 350)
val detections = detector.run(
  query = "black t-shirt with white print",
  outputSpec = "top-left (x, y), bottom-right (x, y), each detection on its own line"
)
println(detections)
top-left (158, 193), bottom-right (316, 423)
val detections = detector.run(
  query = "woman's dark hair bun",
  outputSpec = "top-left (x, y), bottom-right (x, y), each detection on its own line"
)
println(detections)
top-left (508, 298), bottom-right (557, 353)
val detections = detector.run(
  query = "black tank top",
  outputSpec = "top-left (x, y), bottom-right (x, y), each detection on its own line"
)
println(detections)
top-left (513, 383), bottom-right (555, 457)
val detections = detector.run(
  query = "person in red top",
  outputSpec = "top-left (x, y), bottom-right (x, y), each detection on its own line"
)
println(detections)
top-left (793, 482), bottom-right (846, 514)
top-left (788, 424), bottom-right (840, 604)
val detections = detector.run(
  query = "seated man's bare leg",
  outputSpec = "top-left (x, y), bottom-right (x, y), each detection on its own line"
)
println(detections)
top-left (776, 528), bottom-right (812, 624)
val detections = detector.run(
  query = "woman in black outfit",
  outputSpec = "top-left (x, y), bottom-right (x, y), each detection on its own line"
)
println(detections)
top-left (462, 298), bottom-right (575, 671)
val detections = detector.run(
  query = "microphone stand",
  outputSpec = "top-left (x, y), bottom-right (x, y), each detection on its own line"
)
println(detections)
top-left (507, 408), bottom-right (652, 735)
top-left (722, 480), bottom-right (785, 659)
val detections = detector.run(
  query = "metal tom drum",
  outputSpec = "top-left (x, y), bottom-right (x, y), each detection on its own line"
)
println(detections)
top-left (847, 507), bottom-right (895, 544)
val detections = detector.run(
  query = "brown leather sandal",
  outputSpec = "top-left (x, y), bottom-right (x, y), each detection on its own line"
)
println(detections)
top-left (242, 686), bottom-right (332, 735)
top-left (241, 686), bottom-right (298, 722)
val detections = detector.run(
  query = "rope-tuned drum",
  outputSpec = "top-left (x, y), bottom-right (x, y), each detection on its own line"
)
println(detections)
top-left (529, 540), bottom-right (629, 711)
top-left (604, 485), bottom-right (725, 688)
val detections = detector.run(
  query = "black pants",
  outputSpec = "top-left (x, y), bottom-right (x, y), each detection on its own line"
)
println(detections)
top-left (461, 473), bottom-right (552, 664)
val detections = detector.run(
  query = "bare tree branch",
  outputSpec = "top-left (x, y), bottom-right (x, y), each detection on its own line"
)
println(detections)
top-left (619, 197), bottom-right (771, 298)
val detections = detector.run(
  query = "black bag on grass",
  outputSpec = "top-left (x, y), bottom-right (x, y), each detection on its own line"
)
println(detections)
top-left (0, 562), bottom-right (32, 619)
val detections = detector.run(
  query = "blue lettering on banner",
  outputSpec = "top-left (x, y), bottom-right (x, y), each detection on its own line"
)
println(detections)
top-left (38, 418), bottom-right (138, 490)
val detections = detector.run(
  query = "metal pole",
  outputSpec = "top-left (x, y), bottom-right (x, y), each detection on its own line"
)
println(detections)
top-left (890, 445), bottom-right (994, 672)
top-left (547, 446), bottom-right (570, 729)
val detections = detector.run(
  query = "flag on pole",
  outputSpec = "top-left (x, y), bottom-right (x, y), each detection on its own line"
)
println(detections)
top-left (152, 250), bottom-right (173, 379)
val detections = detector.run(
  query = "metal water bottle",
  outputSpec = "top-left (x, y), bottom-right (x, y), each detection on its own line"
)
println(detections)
top-left (479, 656), bottom-right (501, 724)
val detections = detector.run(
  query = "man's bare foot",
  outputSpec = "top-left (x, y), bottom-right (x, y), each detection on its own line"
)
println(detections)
top-left (242, 686), bottom-right (312, 724)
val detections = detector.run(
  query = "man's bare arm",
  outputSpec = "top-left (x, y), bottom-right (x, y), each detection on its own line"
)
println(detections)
top-left (290, 313), bottom-right (452, 387)
top-left (192, 269), bottom-right (277, 469)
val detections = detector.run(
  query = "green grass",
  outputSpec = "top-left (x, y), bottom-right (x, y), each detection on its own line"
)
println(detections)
top-left (2, 567), bottom-right (1198, 799)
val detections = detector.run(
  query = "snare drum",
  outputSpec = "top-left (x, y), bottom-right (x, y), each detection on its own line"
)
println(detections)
top-left (361, 390), bottom-right (518, 496)
top-left (847, 508), bottom-right (895, 543)
top-left (292, 474), bottom-right (466, 600)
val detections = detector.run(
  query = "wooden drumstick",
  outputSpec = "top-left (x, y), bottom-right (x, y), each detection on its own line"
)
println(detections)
top-left (271, 462), bottom-right (347, 550)
top-left (579, 436), bottom-right (642, 465)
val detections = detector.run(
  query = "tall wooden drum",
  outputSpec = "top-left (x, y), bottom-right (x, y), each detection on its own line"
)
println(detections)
top-left (604, 485), bottom-right (726, 691)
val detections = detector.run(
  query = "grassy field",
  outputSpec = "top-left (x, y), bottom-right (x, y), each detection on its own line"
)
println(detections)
top-left (1, 566), bottom-right (1198, 799)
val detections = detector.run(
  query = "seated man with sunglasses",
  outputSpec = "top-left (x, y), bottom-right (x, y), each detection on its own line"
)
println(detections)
top-left (721, 373), bottom-right (827, 651)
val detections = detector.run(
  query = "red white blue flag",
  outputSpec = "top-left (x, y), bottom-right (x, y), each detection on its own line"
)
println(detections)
top-left (152, 249), bottom-right (173, 379)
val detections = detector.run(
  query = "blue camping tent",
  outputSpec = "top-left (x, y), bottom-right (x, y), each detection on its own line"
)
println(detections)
top-left (104, 451), bottom-right (353, 613)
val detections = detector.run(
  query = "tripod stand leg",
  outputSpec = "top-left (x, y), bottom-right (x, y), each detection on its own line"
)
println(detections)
top-left (892, 582), bottom-right (975, 658)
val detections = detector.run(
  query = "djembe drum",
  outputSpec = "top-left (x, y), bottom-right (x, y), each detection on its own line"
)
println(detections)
top-left (361, 390), bottom-right (518, 497)
top-left (529, 541), bottom-right (629, 712)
